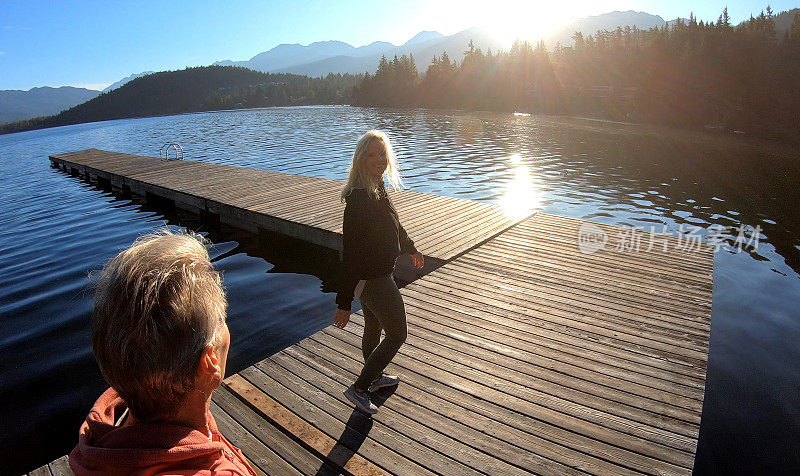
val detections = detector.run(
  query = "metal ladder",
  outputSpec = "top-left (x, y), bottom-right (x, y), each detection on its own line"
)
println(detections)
top-left (159, 143), bottom-right (184, 161)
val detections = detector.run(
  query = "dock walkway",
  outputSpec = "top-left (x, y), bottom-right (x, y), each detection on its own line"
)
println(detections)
top-left (49, 149), bottom-right (520, 276)
top-left (214, 214), bottom-right (712, 475)
top-left (32, 150), bottom-right (713, 475)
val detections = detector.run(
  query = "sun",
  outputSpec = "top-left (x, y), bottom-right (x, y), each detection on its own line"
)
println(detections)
top-left (406, 0), bottom-right (598, 58)
top-left (409, 0), bottom-right (585, 51)
top-left (480, 1), bottom-right (578, 47)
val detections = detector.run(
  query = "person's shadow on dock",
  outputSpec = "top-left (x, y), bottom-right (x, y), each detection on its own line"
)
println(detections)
top-left (315, 387), bottom-right (397, 475)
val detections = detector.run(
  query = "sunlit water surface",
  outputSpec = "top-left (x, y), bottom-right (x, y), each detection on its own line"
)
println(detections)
top-left (1, 107), bottom-right (798, 474)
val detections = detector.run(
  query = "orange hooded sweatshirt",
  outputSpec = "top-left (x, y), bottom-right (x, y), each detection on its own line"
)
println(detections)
top-left (69, 388), bottom-right (257, 475)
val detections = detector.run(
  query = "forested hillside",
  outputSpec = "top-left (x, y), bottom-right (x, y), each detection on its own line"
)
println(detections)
top-left (1, 66), bottom-right (360, 134)
top-left (354, 8), bottom-right (800, 142)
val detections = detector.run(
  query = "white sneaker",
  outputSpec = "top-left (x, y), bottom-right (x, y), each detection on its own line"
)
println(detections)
top-left (344, 385), bottom-right (378, 415)
top-left (368, 374), bottom-right (400, 393)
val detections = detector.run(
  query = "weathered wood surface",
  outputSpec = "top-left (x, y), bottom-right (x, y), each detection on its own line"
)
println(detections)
top-left (221, 213), bottom-right (713, 475)
top-left (49, 149), bottom-right (522, 262)
top-left (42, 149), bottom-right (713, 475)
top-left (26, 455), bottom-right (72, 476)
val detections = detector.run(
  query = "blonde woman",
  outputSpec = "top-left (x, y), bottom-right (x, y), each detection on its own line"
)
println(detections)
top-left (334, 130), bottom-right (424, 415)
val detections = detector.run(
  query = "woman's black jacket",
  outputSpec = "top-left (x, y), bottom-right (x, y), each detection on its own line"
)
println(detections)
top-left (335, 185), bottom-right (417, 311)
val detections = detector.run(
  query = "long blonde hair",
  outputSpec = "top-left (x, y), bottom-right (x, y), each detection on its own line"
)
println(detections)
top-left (340, 130), bottom-right (403, 201)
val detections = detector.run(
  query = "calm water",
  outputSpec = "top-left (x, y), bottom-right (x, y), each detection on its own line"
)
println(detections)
top-left (1, 106), bottom-right (798, 474)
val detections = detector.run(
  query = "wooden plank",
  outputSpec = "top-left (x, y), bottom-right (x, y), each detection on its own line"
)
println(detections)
top-left (405, 202), bottom-right (504, 240)
top-left (527, 214), bottom-right (714, 270)
top-left (27, 464), bottom-right (52, 476)
top-left (396, 196), bottom-right (476, 229)
top-left (443, 256), bottom-right (713, 350)
top-left (395, 296), bottom-right (703, 411)
top-left (273, 344), bottom-right (638, 476)
top-left (405, 275), bottom-right (710, 368)
top-left (471, 245), bottom-right (710, 324)
top-left (210, 400), bottom-right (296, 476)
top-left (314, 325), bottom-right (697, 459)
top-left (247, 357), bottom-right (488, 476)
top-left (212, 387), bottom-right (341, 476)
top-left (431, 214), bottom-right (519, 259)
top-left (532, 212), bottom-right (715, 256)
top-left (259, 351), bottom-right (533, 475)
top-left (246, 183), bottom-right (340, 211)
top-left (454, 231), bottom-right (712, 320)
top-left (391, 192), bottom-right (452, 213)
top-left (423, 214), bottom-right (519, 259)
top-left (224, 375), bottom-right (398, 476)
top-left (507, 225), bottom-right (713, 275)
top-left (239, 364), bottom-right (438, 476)
top-left (403, 204), bottom-right (493, 241)
top-left (484, 218), bottom-right (714, 275)
top-left (262, 189), bottom-right (343, 216)
top-left (483, 232), bottom-right (714, 288)
top-left (399, 284), bottom-right (708, 387)
top-left (265, 345), bottom-right (581, 476)
top-left (426, 265), bottom-right (711, 344)
top-left (343, 310), bottom-right (701, 428)
top-left (46, 455), bottom-right (73, 476)
top-left (299, 332), bottom-right (691, 474)
top-left (445, 255), bottom-right (713, 322)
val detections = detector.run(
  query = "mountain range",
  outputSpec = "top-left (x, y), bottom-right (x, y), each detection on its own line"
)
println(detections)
top-left (213, 30), bottom-right (450, 76)
top-left (3, 8), bottom-right (798, 125)
top-left (102, 71), bottom-right (155, 93)
top-left (213, 9), bottom-right (798, 77)
top-left (0, 86), bottom-right (100, 124)
top-left (213, 11), bottom-right (668, 76)
top-left (547, 10), bottom-right (666, 45)
top-left (0, 72), bottom-right (155, 124)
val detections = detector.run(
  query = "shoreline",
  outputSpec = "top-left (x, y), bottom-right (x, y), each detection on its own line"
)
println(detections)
top-left (3, 104), bottom-right (799, 154)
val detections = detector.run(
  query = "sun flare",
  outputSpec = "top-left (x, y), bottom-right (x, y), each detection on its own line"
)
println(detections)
top-left (480, 0), bottom-right (576, 46)
top-left (499, 154), bottom-right (542, 220)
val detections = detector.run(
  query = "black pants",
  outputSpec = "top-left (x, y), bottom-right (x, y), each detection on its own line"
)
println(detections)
top-left (354, 274), bottom-right (407, 390)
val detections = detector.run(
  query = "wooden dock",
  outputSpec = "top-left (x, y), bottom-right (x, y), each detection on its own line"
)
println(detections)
top-left (49, 149), bottom-right (521, 279)
top-left (210, 214), bottom-right (713, 475)
top-left (33, 150), bottom-right (713, 475)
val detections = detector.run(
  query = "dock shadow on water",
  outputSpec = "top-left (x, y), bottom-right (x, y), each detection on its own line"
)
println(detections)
top-left (8, 168), bottom-right (354, 475)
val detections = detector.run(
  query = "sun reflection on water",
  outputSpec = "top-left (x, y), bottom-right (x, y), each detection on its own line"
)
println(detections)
top-left (499, 153), bottom-right (542, 220)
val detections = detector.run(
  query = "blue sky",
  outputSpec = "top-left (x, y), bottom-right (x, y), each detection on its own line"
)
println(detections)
top-left (1, 0), bottom-right (795, 90)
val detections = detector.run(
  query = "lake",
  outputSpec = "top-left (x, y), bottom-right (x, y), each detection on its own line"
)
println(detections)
top-left (1, 106), bottom-right (798, 474)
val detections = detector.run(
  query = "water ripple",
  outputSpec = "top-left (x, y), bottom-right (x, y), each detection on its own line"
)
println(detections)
top-left (1, 107), bottom-right (799, 473)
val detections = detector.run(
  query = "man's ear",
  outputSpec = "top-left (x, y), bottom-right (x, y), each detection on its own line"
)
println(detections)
top-left (199, 344), bottom-right (222, 380)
